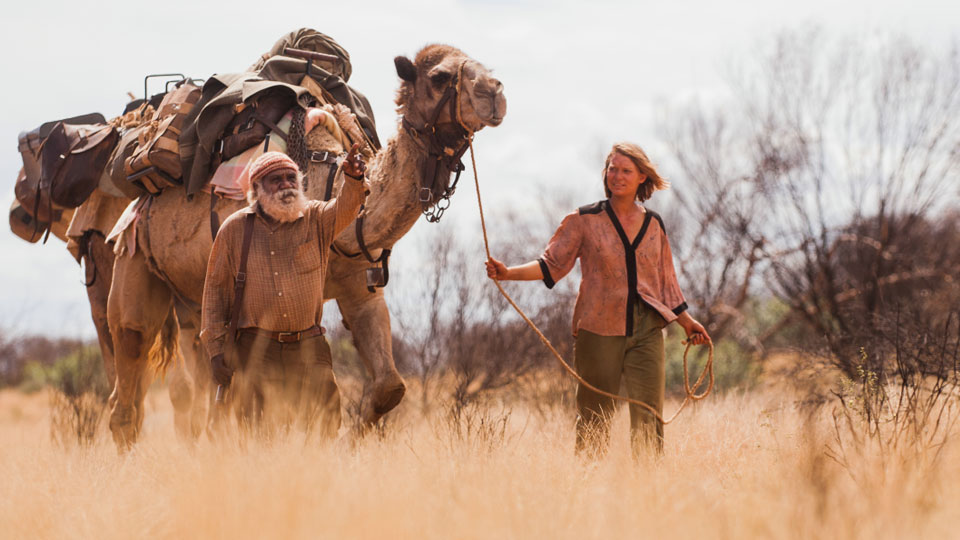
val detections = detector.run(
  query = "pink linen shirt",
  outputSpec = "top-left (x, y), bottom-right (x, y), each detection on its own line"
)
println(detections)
top-left (538, 200), bottom-right (687, 337)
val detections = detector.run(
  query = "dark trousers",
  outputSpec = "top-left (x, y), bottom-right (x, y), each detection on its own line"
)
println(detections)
top-left (574, 303), bottom-right (666, 457)
top-left (231, 330), bottom-right (340, 439)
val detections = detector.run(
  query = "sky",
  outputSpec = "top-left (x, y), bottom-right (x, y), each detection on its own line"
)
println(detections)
top-left (0, 0), bottom-right (957, 338)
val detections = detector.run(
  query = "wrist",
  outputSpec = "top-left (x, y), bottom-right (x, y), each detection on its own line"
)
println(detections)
top-left (345, 171), bottom-right (364, 182)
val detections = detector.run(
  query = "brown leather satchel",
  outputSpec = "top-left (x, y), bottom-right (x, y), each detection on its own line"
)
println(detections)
top-left (9, 192), bottom-right (50, 243)
top-left (16, 116), bottom-right (118, 224)
top-left (218, 89), bottom-right (293, 163)
top-left (125, 81), bottom-right (202, 194)
top-left (8, 188), bottom-right (73, 244)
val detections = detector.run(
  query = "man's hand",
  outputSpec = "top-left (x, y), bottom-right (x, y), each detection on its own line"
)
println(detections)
top-left (210, 353), bottom-right (234, 387)
top-left (342, 143), bottom-right (366, 180)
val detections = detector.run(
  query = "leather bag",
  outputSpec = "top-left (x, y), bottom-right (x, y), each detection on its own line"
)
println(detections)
top-left (16, 116), bottom-right (118, 223)
top-left (9, 187), bottom-right (50, 243)
top-left (218, 89), bottom-right (294, 162)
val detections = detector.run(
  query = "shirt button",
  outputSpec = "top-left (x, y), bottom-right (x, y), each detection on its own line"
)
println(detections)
top-left (274, 271), bottom-right (278, 276)
top-left (283, 314), bottom-right (288, 318)
top-left (270, 250), bottom-right (275, 255)
top-left (278, 292), bottom-right (283, 297)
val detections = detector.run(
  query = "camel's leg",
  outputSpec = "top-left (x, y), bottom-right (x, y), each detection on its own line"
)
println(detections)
top-left (167, 326), bottom-right (211, 441)
top-left (107, 250), bottom-right (174, 450)
top-left (334, 269), bottom-right (406, 425)
top-left (82, 233), bottom-right (117, 395)
top-left (167, 336), bottom-right (193, 441)
top-left (187, 334), bottom-right (213, 438)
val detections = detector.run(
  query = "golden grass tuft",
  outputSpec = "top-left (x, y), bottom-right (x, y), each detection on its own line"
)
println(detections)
top-left (1, 387), bottom-right (958, 539)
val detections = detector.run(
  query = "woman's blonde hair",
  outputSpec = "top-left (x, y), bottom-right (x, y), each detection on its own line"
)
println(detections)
top-left (602, 142), bottom-right (669, 202)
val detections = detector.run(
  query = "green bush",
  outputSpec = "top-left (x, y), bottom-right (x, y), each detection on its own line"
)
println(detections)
top-left (664, 325), bottom-right (760, 395)
top-left (20, 344), bottom-right (110, 400)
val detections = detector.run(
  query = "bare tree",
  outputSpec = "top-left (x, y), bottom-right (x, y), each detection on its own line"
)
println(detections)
top-left (388, 192), bottom-right (584, 415)
top-left (661, 29), bottom-right (960, 377)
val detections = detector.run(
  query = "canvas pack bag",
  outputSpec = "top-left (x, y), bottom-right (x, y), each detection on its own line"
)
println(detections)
top-left (100, 123), bottom-right (148, 200)
top-left (248, 28), bottom-right (352, 81)
top-left (16, 114), bottom-right (118, 223)
top-left (125, 80), bottom-right (202, 194)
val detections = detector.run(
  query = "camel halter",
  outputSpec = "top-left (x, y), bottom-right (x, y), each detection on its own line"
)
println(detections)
top-left (400, 61), bottom-right (474, 223)
top-left (462, 123), bottom-right (715, 425)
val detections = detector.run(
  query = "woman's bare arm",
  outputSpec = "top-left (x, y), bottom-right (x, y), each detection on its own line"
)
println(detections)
top-left (485, 257), bottom-right (543, 281)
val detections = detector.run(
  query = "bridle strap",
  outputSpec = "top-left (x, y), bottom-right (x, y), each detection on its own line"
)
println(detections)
top-left (398, 63), bottom-right (474, 211)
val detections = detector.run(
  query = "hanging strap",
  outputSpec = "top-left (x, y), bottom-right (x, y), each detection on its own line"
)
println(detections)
top-left (227, 213), bottom-right (256, 345)
top-left (209, 191), bottom-right (221, 239)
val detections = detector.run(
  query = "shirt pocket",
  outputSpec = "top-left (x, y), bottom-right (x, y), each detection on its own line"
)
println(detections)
top-left (295, 239), bottom-right (323, 274)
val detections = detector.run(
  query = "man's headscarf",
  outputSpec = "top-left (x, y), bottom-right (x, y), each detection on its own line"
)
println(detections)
top-left (247, 152), bottom-right (299, 191)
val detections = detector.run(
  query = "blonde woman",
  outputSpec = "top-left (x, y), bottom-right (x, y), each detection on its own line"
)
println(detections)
top-left (486, 142), bottom-right (711, 455)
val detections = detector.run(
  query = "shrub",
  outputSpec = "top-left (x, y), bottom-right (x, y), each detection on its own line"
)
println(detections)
top-left (22, 344), bottom-right (110, 446)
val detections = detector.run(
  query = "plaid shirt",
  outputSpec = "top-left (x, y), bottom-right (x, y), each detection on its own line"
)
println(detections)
top-left (538, 200), bottom-right (687, 337)
top-left (200, 171), bottom-right (365, 357)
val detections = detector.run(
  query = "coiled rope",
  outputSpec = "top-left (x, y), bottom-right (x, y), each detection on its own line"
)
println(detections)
top-left (458, 102), bottom-right (715, 423)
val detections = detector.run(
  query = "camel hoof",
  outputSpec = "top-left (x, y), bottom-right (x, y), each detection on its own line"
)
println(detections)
top-left (373, 380), bottom-right (406, 416)
top-left (109, 409), bottom-right (138, 452)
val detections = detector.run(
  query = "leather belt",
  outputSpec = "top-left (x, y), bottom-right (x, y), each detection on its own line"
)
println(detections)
top-left (239, 325), bottom-right (325, 343)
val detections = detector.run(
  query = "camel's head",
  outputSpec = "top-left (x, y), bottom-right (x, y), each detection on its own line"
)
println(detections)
top-left (394, 44), bottom-right (506, 134)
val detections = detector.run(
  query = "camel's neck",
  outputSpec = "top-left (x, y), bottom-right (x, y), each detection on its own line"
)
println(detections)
top-left (345, 127), bottom-right (439, 251)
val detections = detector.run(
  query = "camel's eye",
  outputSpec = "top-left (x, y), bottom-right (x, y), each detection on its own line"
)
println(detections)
top-left (430, 72), bottom-right (452, 87)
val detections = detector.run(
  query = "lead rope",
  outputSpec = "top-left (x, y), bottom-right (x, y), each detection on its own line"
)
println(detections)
top-left (463, 135), bottom-right (715, 424)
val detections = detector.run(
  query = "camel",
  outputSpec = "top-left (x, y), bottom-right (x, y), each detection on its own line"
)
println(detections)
top-left (106, 43), bottom-right (507, 448)
top-left (33, 191), bottom-right (210, 442)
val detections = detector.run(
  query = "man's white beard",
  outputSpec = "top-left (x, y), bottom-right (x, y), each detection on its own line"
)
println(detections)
top-left (250, 181), bottom-right (308, 223)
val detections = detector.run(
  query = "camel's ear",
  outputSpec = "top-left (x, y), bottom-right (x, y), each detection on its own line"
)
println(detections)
top-left (395, 56), bottom-right (417, 83)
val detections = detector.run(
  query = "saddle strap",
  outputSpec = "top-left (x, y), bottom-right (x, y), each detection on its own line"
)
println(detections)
top-left (209, 191), bottom-right (221, 239)
top-left (228, 213), bottom-right (256, 344)
top-left (253, 113), bottom-right (288, 143)
top-left (323, 163), bottom-right (337, 201)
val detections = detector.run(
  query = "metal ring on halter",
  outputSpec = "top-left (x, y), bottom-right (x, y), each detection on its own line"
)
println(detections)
top-left (419, 187), bottom-right (434, 204)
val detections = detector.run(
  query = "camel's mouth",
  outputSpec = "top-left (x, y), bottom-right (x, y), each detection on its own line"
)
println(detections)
top-left (487, 115), bottom-right (504, 127)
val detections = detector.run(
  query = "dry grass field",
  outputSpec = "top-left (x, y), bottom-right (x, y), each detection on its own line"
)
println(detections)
top-left (2, 379), bottom-right (959, 540)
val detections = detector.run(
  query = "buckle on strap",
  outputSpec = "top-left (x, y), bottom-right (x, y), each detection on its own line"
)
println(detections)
top-left (276, 331), bottom-right (301, 343)
top-left (309, 150), bottom-right (337, 163)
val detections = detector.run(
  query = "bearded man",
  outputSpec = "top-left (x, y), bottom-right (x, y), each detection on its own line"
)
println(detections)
top-left (200, 145), bottom-right (367, 436)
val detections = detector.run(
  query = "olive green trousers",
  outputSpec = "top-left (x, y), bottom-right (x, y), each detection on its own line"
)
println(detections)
top-left (231, 331), bottom-right (341, 439)
top-left (575, 303), bottom-right (666, 456)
